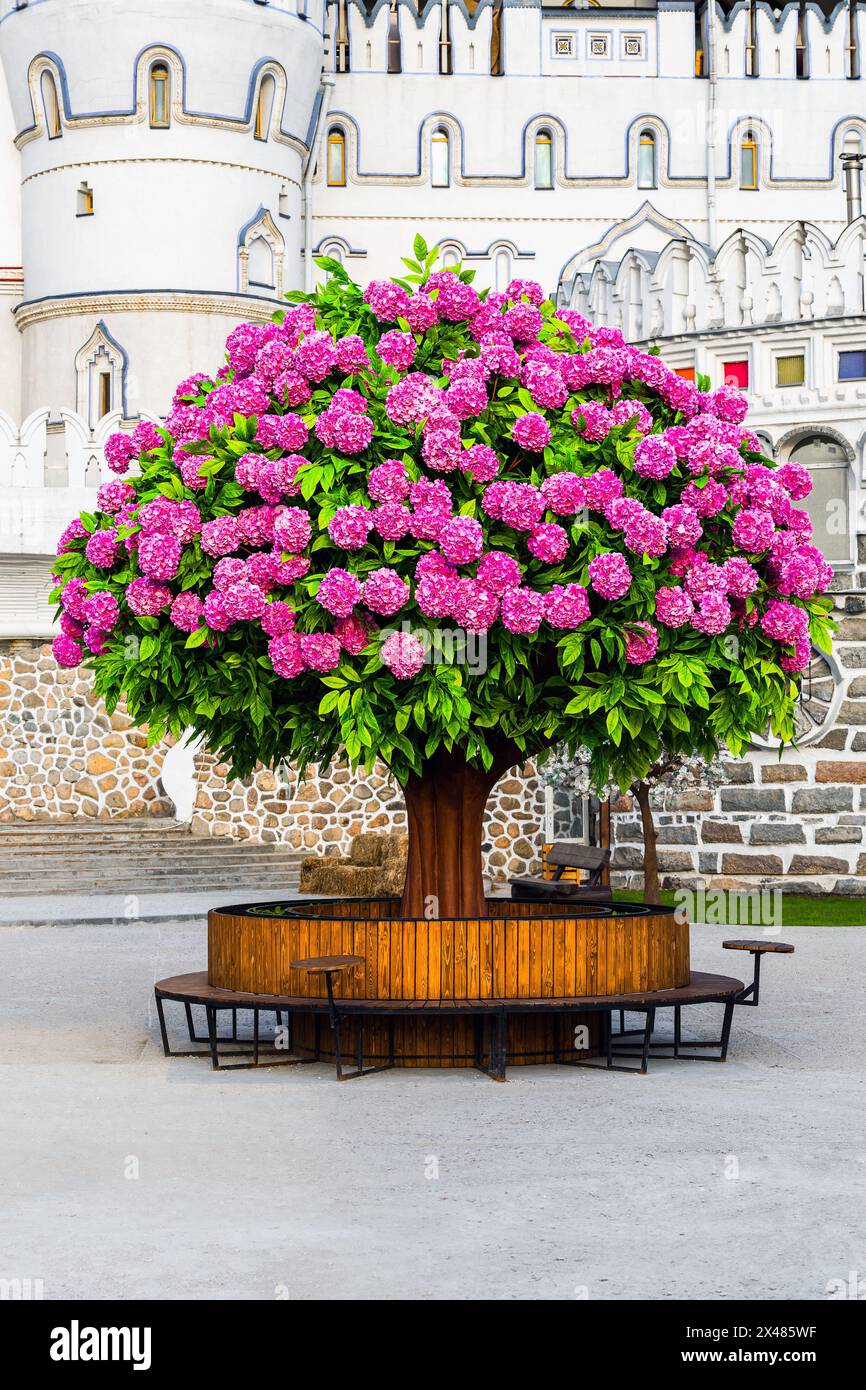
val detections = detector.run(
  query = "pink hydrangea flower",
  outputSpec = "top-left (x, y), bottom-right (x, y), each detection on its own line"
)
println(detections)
top-left (364, 280), bottom-right (411, 322)
top-left (260, 600), bottom-right (296, 637)
top-left (541, 473), bottom-right (586, 516)
top-left (661, 504), bottom-right (702, 550)
top-left (368, 459), bottom-right (409, 503)
top-left (682, 479), bottom-right (728, 518)
top-left (449, 577), bottom-right (500, 632)
top-left (588, 552), bottom-right (631, 600)
top-left (316, 406), bottom-right (374, 455)
top-left (572, 401), bottom-right (613, 443)
top-left (52, 634), bottom-right (83, 668)
top-left (528, 522), bottom-right (569, 564)
top-left (503, 302), bottom-right (543, 341)
top-left (761, 600), bottom-right (810, 644)
top-left (170, 592), bottom-right (204, 632)
top-left (378, 330), bottom-right (416, 370)
top-left (584, 469), bottom-right (623, 511)
top-left (138, 531), bottom-right (182, 581)
top-left (335, 335), bottom-right (370, 373)
top-left (439, 516), bottom-right (485, 565)
top-left (294, 330), bottom-right (338, 381)
top-left (132, 421), bottom-right (163, 455)
top-left (385, 373), bottom-right (443, 425)
top-left (273, 507), bottom-right (312, 552)
top-left (655, 587), bottom-right (694, 628)
top-left (317, 568), bottom-right (363, 617)
top-left (775, 461), bottom-right (812, 500)
top-left (500, 586), bottom-right (545, 634)
top-left (498, 482), bottom-right (544, 532)
top-left (732, 507), bottom-right (775, 552)
top-left (723, 557), bottom-right (759, 598)
top-left (512, 412), bottom-right (551, 452)
top-left (624, 512), bottom-right (668, 558)
top-left (691, 592), bottom-right (733, 636)
top-left (476, 551), bottom-right (522, 595)
top-left (544, 583), bottom-right (590, 629)
top-left (299, 633), bottom-right (341, 672)
top-left (612, 399), bottom-right (653, 434)
top-left (426, 271), bottom-right (480, 322)
top-left (200, 516), bottom-right (241, 557)
top-left (126, 578), bottom-right (172, 616)
top-left (274, 372), bottom-right (312, 408)
top-left (225, 322), bottom-right (267, 376)
top-left (56, 519), bottom-right (88, 554)
top-left (328, 505), bottom-right (373, 550)
top-left (269, 633), bottom-right (305, 679)
top-left (459, 444), bottom-right (499, 482)
top-left (416, 573), bottom-right (455, 618)
top-left (82, 591), bottom-right (120, 632)
top-left (256, 412), bottom-right (309, 453)
top-left (96, 481), bottom-right (135, 514)
top-left (780, 636), bottom-right (812, 674)
top-left (104, 433), bottom-right (136, 474)
top-left (85, 529), bottom-right (119, 568)
top-left (634, 435), bottom-right (677, 479)
top-left (335, 615), bottom-right (373, 654)
top-left (505, 277), bottom-right (544, 306)
top-left (405, 292), bottom-right (438, 332)
top-left (363, 567), bottom-right (410, 616)
top-left (625, 622), bottom-right (659, 664)
top-left (372, 503), bottom-right (411, 540)
top-left (380, 630), bottom-right (426, 678)
top-left (60, 577), bottom-right (89, 619)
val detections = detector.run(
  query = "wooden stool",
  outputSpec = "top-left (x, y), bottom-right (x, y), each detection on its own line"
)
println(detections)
top-left (723, 939), bottom-right (795, 1006)
top-left (290, 955), bottom-right (390, 1080)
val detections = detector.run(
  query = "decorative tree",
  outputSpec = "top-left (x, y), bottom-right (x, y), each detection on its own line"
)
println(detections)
top-left (543, 745), bottom-right (727, 903)
top-left (50, 240), bottom-right (835, 919)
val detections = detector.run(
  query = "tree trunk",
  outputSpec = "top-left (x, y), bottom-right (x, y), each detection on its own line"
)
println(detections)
top-left (634, 780), bottom-right (660, 905)
top-left (400, 742), bottom-right (519, 919)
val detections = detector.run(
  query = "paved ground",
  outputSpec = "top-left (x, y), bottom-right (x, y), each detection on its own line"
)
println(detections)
top-left (1, 919), bottom-right (864, 1301)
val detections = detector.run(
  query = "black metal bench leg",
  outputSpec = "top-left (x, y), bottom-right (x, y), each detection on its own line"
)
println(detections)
top-left (674, 1004), bottom-right (681, 1058)
top-left (156, 993), bottom-right (170, 1056)
top-left (720, 1000), bottom-right (735, 1061)
top-left (206, 1005), bottom-right (219, 1071)
top-left (184, 1001), bottom-right (196, 1042)
top-left (253, 1008), bottom-right (259, 1067)
top-left (333, 1015), bottom-right (343, 1080)
top-left (605, 1010), bottom-right (613, 1069)
top-left (640, 1007), bottom-right (655, 1074)
top-left (497, 1011), bottom-right (507, 1081)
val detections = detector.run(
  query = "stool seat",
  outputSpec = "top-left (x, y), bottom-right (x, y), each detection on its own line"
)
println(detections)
top-left (723, 939), bottom-right (795, 954)
top-left (290, 955), bottom-right (364, 974)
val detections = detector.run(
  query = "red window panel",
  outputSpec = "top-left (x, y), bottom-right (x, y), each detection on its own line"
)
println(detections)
top-left (675, 366), bottom-right (696, 382)
top-left (723, 360), bottom-right (749, 389)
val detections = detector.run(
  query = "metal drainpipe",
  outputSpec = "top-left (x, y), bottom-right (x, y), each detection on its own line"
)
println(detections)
top-left (706, 0), bottom-right (718, 250)
top-left (304, 13), bottom-right (337, 295)
top-left (842, 153), bottom-right (864, 224)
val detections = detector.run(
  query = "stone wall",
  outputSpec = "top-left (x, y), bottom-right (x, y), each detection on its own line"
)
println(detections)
top-left (610, 588), bottom-right (866, 896)
top-left (190, 751), bottom-right (547, 887)
top-left (0, 640), bottom-right (173, 821)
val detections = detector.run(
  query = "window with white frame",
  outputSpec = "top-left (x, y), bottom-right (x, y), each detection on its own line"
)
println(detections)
top-left (431, 128), bottom-right (451, 187)
top-left (789, 434), bottom-right (851, 565)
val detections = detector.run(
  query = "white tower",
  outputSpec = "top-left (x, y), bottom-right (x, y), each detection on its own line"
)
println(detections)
top-left (0, 0), bottom-right (327, 421)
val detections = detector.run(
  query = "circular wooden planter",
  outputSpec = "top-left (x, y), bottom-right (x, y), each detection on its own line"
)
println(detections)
top-left (208, 898), bottom-right (689, 1068)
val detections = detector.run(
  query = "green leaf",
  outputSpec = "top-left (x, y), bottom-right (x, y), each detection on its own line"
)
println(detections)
top-left (185, 627), bottom-right (210, 649)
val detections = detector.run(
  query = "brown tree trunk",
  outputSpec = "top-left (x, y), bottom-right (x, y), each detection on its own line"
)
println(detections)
top-left (634, 780), bottom-right (660, 905)
top-left (400, 742), bottom-right (519, 919)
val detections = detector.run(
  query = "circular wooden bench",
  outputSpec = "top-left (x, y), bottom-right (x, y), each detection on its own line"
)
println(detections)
top-left (154, 968), bottom-right (746, 1082)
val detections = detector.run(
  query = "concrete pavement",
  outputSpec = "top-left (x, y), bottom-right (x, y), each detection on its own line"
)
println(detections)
top-left (1, 918), bottom-right (864, 1300)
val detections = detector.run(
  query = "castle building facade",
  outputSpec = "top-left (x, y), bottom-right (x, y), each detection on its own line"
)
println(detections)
top-left (1, 0), bottom-right (866, 894)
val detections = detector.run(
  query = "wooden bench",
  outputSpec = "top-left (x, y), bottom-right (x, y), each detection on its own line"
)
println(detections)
top-left (154, 969), bottom-right (745, 1082)
top-left (510, 844), bottom-right (612, 905)
top-left (723, 938), bottom-right (795, 1006)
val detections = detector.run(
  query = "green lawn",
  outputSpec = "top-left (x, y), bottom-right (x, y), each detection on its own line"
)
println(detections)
top-left (613, 889), bottom-right (866, 926)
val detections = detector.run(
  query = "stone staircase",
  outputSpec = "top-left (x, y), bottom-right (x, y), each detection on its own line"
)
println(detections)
top-left (0, 819), bottom-right (303, 898)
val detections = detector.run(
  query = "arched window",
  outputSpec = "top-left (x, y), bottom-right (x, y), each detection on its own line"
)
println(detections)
top-left (534, 129), bottom-right (553, 190)
top-left (248, 235), bottom-right (275, 289)
top-left (442, 245), bottom-right (460, 268)
top-left (327, 126), bottom-right (346, 186)
top-left (637, 129), bottom-right (657, 189)
top-left (254, 75), bottom-right (275, 142)
top-left (431, 127), bottom-right (450, 187)
top-left (149, 63), bottom-right (170, 128)
top-left (75, 323), bottom-right (126, 429)
top-left (494, 249), bottom-right (511, 293)
top-left (740, 129), bottom-right (758, 189)
top-left (41, 71), bottom-right (61, 139)
top-left (789, 434), bottom-right (851, 564)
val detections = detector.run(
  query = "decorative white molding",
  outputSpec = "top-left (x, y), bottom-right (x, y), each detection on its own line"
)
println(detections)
top-left (14, 290), bottom-right (283, 332)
